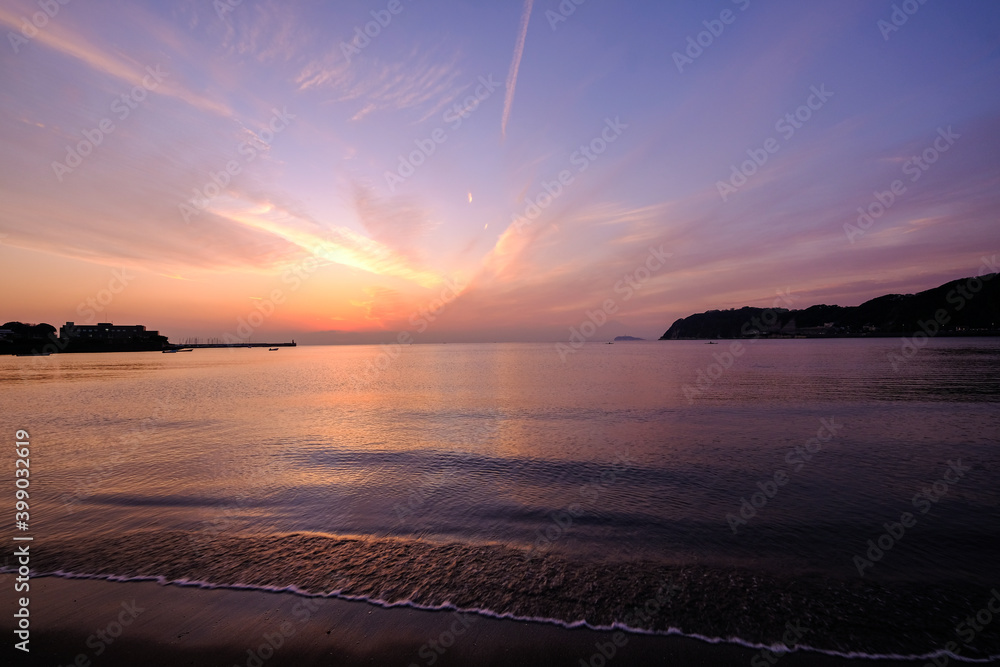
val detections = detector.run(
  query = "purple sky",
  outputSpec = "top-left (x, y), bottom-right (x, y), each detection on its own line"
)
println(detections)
top-left (1, 0), bottom-right (998, 343)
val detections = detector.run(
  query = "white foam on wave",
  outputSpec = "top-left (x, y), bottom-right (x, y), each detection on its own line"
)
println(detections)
top-left (4, 567), bottom-right (996, 664)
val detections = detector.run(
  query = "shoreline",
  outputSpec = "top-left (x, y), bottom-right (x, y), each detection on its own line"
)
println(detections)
top-left (3, 574), bottom-right (962, 667)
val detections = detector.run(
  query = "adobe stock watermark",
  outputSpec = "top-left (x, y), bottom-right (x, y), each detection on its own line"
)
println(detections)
top-left (407, 612), bottom-right (479, 667)
top-left (717, 85), bottom-right (833, 202)
top-left (527, 449), bottom-right (636, 559)
top-left (189, 454), bottom-right (296, 558)
top-left (578, 583), bottom-right (680, 667)
top-left (384, 74), bottom-right (501, 193)
top-left (922, 589), bottom-right (1000, 667)
top-left (214, 0), bottom-right (244, 21)
top-left (214, 241), bottom-right (335, 345)
top-left (512, 117), bottom-right (628, 233)
top-left (727, 418), bottom-right (842, 534)
top-left (852, 458), bottom-right (970, 576)
top-left (391, 466), bottom-right (464, 526)
top-left (11, 267), bottom-right (136, 359)
top-left (955, 589), bottom-right (1000, 651)
top-left (231, 595), bottom-right (329, 667)
top-left (52, 65), bottom-right (168, 182)
top-left (55, 600), bottom-right (146, 667)
top-left (672, 0), bottom-right (752, 74)
top-left (681, 288), bottom-right (796, 403)
top-left (61, 397), bottom-right (173, 512)
top-left (341, 0), bottom-right (412, 63)
top-left (391, 417), bottom-right (498, 527)
top-left (546, 0), bottom-right (589, 31)
top-left (76, 267), bottom-right (136, 323)
top-left (749, 621), bottom-right (811, 667)
top-left (887, 257), bottom-right (997, 371)
top-left (844, 126), bottom-right (959, 244)
top-left (180, 107), bottom-right (295, 222)
top-left (7, 0), bottom-right (72, 54)
top-left (877, 0), bottom-right (932, 41)
top-left (555, 245), bottom-right (671, 362)
top-left (351, 276), bottom-right (466, 387)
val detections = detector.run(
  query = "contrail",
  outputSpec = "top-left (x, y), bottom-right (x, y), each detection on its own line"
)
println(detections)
top-left (501, 0), bottom-right (534, 140)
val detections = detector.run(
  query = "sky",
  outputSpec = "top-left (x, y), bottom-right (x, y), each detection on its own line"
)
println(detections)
top-left (1, 0), bottom-right (999, 344)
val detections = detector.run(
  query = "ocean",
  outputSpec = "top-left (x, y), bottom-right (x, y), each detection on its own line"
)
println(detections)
top-left (3, 339), bottom-right (998, 661)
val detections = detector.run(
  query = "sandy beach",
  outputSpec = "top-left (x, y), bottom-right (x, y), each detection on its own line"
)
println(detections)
top-left (4, 574), bottom-right (946, 667)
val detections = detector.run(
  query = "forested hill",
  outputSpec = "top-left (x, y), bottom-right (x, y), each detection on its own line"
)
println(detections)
top-left (660, 273), bottom-right (999, 339)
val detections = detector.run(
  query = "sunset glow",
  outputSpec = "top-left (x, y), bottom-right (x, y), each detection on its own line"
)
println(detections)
top-left (2, 1), bottom-right (998, 343)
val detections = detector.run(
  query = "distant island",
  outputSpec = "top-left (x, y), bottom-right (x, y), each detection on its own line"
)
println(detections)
top-left (661, 273), bottom-right (999, 340)
top-left (613, 335), bottom-right (645, 341)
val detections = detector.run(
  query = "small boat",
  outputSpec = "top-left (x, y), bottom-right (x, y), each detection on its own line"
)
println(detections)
top-left (268, 348), bottom-right (279, 351)
top-left (706, 341), bottom-right (718, 344)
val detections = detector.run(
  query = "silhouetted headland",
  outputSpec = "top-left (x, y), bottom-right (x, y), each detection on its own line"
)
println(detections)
top-left (660, 273), bottom-right (999, 340)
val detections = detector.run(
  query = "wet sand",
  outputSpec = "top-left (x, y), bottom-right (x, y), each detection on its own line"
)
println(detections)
top-left (2, 574), bottom-right (945, 667)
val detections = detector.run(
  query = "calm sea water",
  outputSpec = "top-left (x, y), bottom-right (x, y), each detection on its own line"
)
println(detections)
top-left (2, 339), bottom-right (999, 659)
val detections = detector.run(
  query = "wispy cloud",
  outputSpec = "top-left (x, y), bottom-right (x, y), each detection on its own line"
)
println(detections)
top-left (218, 0), bottom-right (301, 62)
top-left (350, 285), bottom-right (404, 327)
top-left (501, 0), bottom-right (534, 139)
top-left (296, 49), bottom-right (464, 119)
top-left (0, 6), bottom-right (233, 117)
top-left (210, 199), bottom-right (445, 288)
top-left (353, 184), bottom-right (438, 262)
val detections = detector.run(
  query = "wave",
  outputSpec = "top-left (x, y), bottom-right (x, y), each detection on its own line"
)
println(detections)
top-left (8, 529), bottom-right (1000, 662)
